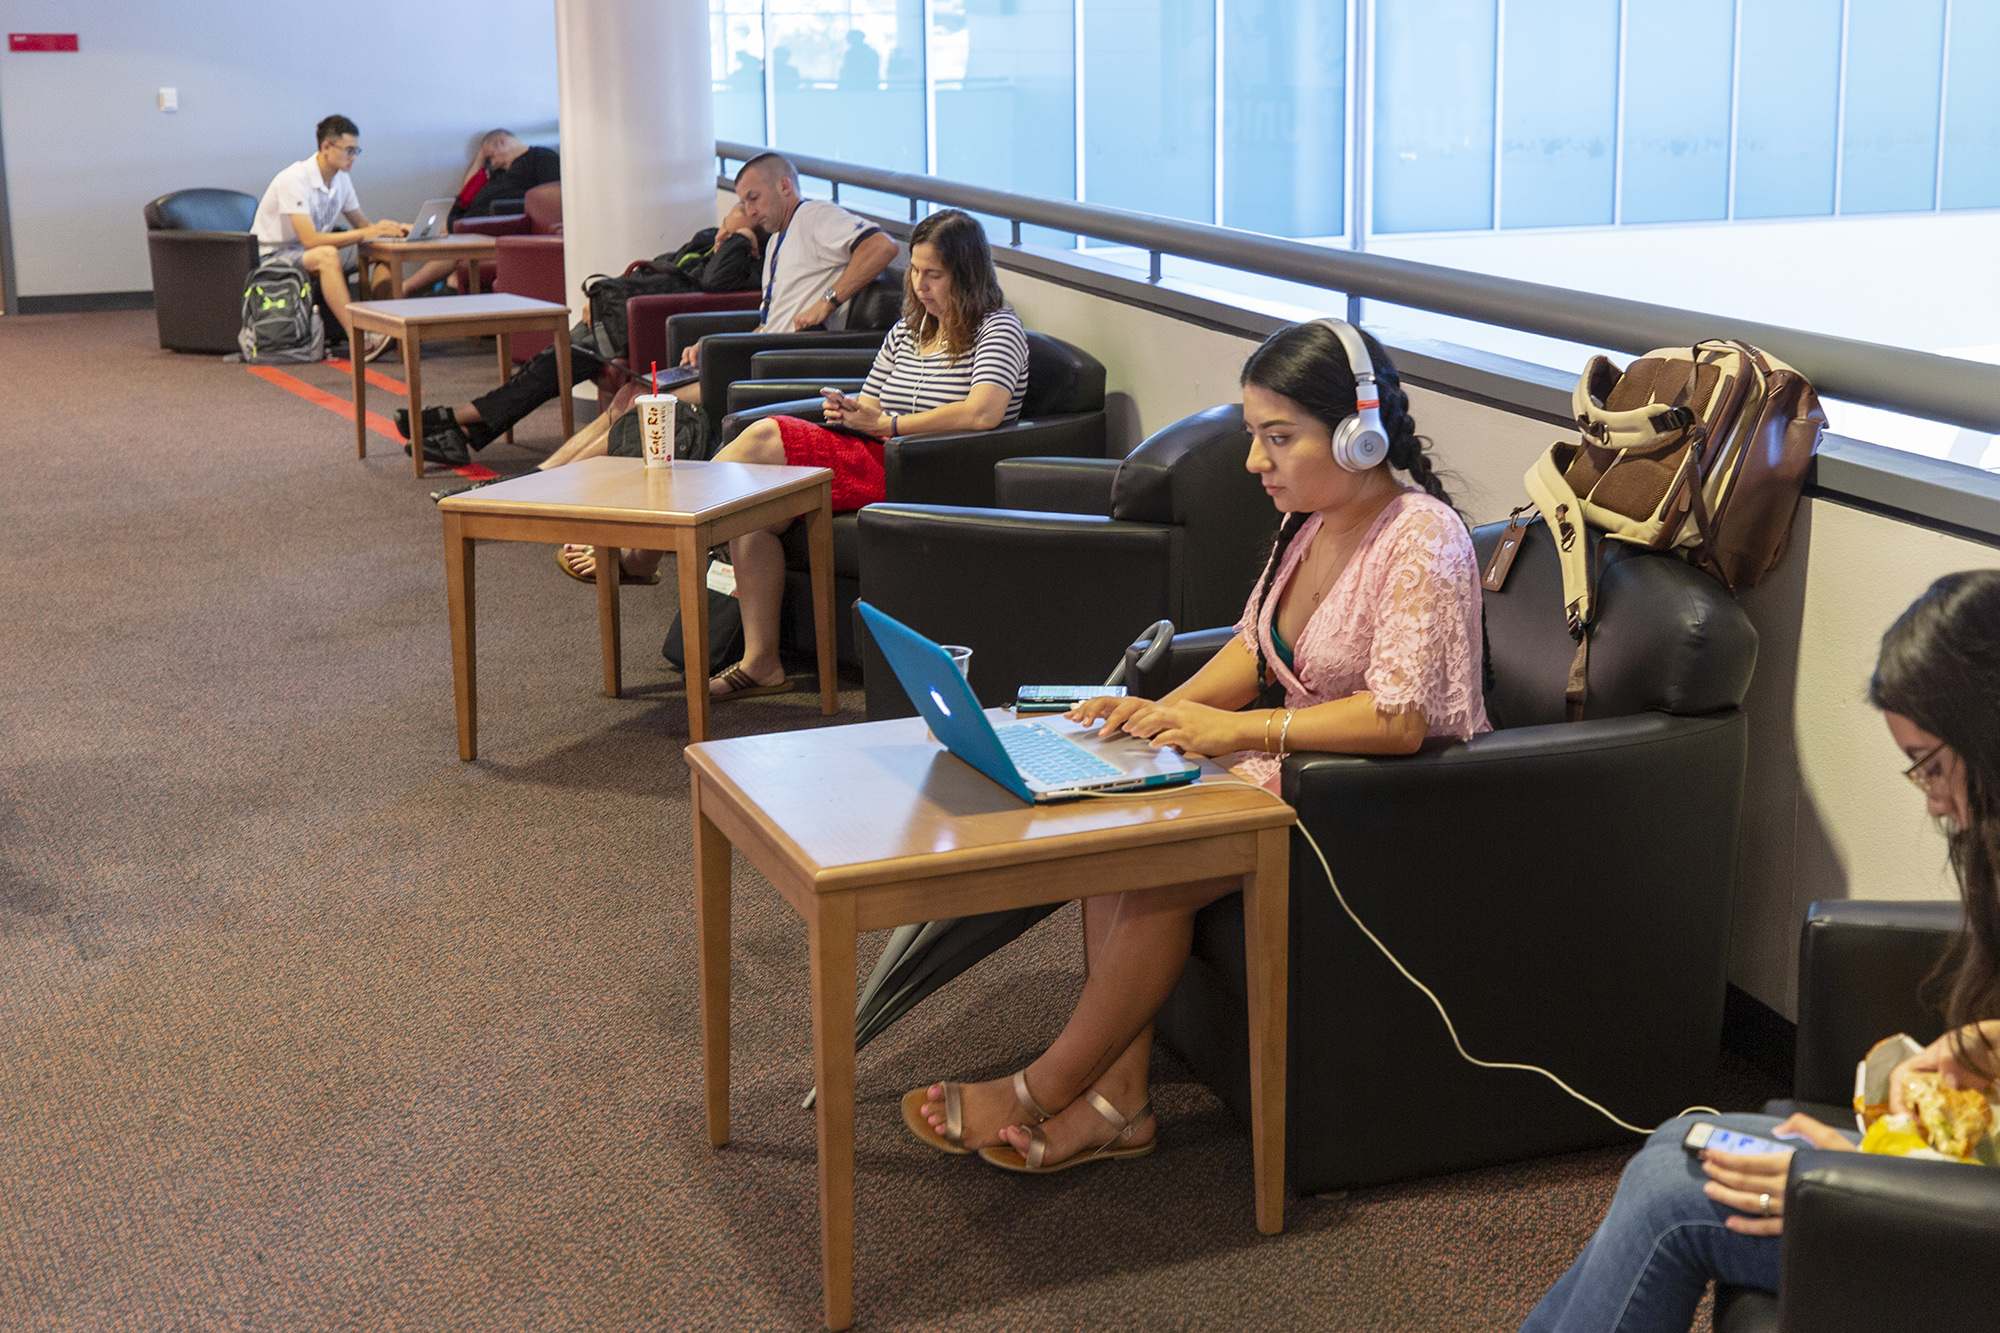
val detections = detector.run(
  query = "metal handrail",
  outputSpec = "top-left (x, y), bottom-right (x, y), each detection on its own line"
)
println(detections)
top-left (719, 141), bottom-right (2000, 437)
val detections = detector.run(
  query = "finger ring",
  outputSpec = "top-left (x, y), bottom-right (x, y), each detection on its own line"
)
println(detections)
top-left (1758, 1193), bottom-right (1771, 1217)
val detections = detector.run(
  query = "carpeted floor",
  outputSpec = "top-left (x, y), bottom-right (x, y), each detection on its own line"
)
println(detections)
top-left (0, 311), bottom-right (1780, 1330)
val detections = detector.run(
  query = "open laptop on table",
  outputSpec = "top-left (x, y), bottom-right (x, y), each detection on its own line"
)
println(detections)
top-left (857, 601), bottom-right (1199, 803)
top-left (372, 198), bottom-right (455, 244)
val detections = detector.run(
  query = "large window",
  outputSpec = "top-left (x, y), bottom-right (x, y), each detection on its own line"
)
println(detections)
top-left (709, 0), bottom-right (2000, 236)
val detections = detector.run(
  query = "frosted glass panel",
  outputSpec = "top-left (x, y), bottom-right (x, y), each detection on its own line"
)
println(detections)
top-left (1499, 0), bottom-right (1617, 229)
top-left (1084, 0), bottom-right (1216, 225)
top-left (1841, 0), bottom-right (1944, 214)
top-left (1374, 0), bottom-right (1496, 233)
top-left (1942, 0), bottom-right (2000, 209)
top-left (933, 0), bottom-right (1076, 247)
top-left (1621, 0), bottom-right (1733, 224)
top-left (1733, 0), bottom-right (1841, 219)
top-left (1224, 0), bottom-right (1345, 238)
top-left (770, 0), bottom-right (926, 217)
top-left (711, 0), bottom-right (768, 146)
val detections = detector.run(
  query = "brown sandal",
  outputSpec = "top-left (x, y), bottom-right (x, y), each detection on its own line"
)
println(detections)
top-left (901, 1071), bottom-right (1059, 1157)
top-left (710, 661), bottom-right (790, 700)
top-left (978, 1088), bottom-right (1154, 1173)
top-left (553, 544), bottom-right (661, 586)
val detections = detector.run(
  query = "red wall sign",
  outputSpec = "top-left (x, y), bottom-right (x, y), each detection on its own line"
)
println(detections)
top-left (9, 34), bottom-right (80, 52)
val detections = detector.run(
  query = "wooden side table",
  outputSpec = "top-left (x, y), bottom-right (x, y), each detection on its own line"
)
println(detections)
top-left (347, 293), bottom-right (573, 478)
top-left (686, 717), bottom-right (1295, 1329)
top-left (356, 234), bottom-right (496, 299)
top-left (437, 456), bottom-right (838, 756)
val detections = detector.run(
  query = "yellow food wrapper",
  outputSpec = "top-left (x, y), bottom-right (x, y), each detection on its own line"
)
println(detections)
top-left (1859, 1113), bottom-right (1951, 1161)
top-left (1853, 1033), bottom-right (2000, 1165)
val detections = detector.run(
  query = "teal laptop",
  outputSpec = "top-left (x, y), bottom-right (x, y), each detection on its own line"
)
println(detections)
top-left (856, 601), bottom-right (1199, 803)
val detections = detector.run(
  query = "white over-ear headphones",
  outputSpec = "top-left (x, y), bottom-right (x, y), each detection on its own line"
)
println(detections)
top-left (1314, 318), bottom-right (1390, 472)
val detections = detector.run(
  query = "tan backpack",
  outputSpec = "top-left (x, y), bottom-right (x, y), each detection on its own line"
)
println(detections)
top-left (1495, 340), bottom-right (1825, 718)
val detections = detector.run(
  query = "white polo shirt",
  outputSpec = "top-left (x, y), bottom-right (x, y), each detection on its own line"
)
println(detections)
top-left (253, 156), bottom-right (361, 256)
top-left (761, 199), bottom-right (882, 333)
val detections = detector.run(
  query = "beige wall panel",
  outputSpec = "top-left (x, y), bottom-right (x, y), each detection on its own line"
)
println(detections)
top-left (1734, 499), bottom-right (1996, 1014)
top-left (998, 272), bottom-right (1261, 453)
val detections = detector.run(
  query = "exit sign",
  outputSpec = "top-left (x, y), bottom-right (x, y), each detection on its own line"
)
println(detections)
top-left (9, 34), bottom-right (79, 52)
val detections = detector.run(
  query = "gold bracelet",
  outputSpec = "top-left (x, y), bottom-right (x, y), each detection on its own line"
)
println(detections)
top-left (1263, 708), bottom-right (1278, 754)
top-left (1278, 709), bottom-right (1296, 756)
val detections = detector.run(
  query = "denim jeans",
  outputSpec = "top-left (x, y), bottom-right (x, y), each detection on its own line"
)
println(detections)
top-left (1519, 1114), bottom-right (1791, 1333)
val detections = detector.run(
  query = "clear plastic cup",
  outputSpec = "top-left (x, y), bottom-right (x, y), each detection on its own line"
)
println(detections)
top-left (942, 645), bottom-right (972, 680)
top-left (635, 394), bottom-right (675, 468)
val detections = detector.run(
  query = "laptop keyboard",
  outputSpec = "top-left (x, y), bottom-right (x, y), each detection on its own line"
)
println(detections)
top-left (996, 722), bottom-right (1124, 786)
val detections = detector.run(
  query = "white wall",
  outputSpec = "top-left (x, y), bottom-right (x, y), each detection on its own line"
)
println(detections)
top-left (0, 0), bottom-right (560, 299)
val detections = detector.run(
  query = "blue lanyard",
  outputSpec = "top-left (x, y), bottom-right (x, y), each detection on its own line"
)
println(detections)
top-left (761, 227), bottom-right (786, 322)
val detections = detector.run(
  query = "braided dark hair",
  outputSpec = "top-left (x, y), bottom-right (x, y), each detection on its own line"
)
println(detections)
top-left (1239, 322), bottom-right (1460, 689)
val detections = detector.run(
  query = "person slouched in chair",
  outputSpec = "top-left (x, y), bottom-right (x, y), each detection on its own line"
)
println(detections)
top-left (1519, 571), bottom-right (2000, 1333)
top-left (572, 207), bottom-right (1032, 701)
top-left (906, 319), bottom-right (1490, 1171)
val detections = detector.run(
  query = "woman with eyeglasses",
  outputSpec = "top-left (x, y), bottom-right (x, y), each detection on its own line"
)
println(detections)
top-left (1519, 569), bottom-right (2000, 1333)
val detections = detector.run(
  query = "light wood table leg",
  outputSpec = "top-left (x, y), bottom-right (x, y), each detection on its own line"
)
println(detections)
top-left (404, 330), bottom-right (426, 478)
top-left (1242, 823), bottom-right (1291, 1235)
top-left (444, 513), bottom-right (478, 760)
top-left (804, 483), bottom-right (838, 716)
top-left (351, 341), bottom-right (367, 460)
top-left (678, 532), bottom-right (713, 743)
top-left (497, 333), bottom-right (515, 444)
top-left (387, 257), bottom-right (404, 300)
top-left (807, 892), bottom-right (857, 1332)
top-left (692, 773), bottom-right (732, 1148)
top-left (595, 544), bottom-right (622, 698)
top-left (554, 324), bottom-right (575, 440)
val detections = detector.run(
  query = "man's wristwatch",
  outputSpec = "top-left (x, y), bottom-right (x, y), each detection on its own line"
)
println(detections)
top-left (821, 286), bottom-right (840, 307)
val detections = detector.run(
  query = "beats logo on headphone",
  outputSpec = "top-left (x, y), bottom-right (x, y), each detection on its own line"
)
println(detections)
top-left (1315, 318), bottom-right (1389, 472)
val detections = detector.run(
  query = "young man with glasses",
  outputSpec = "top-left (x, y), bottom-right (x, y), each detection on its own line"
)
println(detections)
top-left (251, 115), bottom-right (410, 361)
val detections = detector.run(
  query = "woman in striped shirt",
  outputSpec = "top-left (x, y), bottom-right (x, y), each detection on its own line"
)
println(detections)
top-left (703, 207), bottom-right (1031, 700)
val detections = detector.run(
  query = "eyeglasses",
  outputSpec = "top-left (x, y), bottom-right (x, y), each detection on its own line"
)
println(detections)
top-left (328, 143), bottom-right (361, 158)
top-left (1904, 740), bottom-right (1949, 794)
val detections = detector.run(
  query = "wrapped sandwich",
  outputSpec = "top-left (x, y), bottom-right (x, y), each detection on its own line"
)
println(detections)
top-left (1854, 1033), bottom-right (1999, 1164)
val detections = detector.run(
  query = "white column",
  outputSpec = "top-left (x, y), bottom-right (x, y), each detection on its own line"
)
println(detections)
top-left (554, 0), bottom-right (717, 326)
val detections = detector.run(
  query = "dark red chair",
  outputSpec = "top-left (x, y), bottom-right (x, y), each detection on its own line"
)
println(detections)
top-left (494, 235), bottom-right (568, 361)
top-left (455, 182), bottom-right (563, 291)
top-left (615, 290), bottom-right (763, 392)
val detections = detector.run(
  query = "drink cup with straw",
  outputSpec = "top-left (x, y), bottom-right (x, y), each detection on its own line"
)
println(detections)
top-left (637, 359), bottom-right (674, 468)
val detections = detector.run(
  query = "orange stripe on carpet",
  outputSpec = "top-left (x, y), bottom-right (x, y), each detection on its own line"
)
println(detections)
top-left (245, 365), bottom-right (498, 480)
top-left (324, 356), bottom-right (409, 396)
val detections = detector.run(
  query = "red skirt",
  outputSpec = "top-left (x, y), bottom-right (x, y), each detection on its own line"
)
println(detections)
top-left (774, 416), bottom-right (887, 512)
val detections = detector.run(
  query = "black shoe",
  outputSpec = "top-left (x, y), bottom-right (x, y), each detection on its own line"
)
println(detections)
top-left (394, 404), bottom-right (458, 442)
top-left (430, 477), bottom-right (499, 503)
top-left (420, 421), bottom-right (471, 467)
top-left (462, 419), bottom-right (494, 451)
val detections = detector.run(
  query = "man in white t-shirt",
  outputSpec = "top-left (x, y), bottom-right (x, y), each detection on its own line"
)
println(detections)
top-left (412, 150), bottom-right (899, 475)
top-left (252, 114), bottom-right (409, 361)
top-left (670, 151), bottom-right (900, 407)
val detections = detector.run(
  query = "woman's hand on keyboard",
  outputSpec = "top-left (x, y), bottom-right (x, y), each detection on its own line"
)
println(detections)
top-left (1105, 699), bottom-right (1252, 758)
top-left (1067, 694), bottom-right (1154, 737)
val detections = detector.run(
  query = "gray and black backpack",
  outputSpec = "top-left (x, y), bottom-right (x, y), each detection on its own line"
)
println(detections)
top-left (236, 259), bottom-right (326, 363)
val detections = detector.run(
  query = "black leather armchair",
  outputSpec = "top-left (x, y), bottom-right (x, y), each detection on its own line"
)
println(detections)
top-left (1136, 516), bottom-right (1758, 1192)
top-left (724, 347), bottom-right (878, 417)
top-left (853, 403), bottom-right (1272, 718)
top-left (669, 269), bottom-right (908, 441)
top-left (144, 189), bottom-right (259, 353)
top-left (1709, 899), bottom-right (1991, 1333)
top-left (721, 331), bottom-right (1110, 667)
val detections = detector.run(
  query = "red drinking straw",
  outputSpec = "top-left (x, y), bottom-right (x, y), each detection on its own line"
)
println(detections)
top-left (651, 361), bottom-right (659, 395)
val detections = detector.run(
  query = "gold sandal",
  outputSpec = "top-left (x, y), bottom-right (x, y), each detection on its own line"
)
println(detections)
top-left (901, 1071), bottom-right (1059, 1157)
top-left (977, 1088), bottom-right (1154, 1174)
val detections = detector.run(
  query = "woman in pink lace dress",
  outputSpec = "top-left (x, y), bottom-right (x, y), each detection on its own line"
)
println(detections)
top-left (906, 320), bottom-right (1490, 1172)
